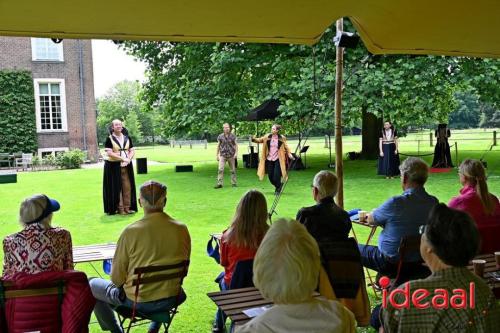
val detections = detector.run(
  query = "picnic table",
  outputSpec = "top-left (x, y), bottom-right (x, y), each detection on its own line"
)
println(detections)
top-left (467, 253), bottom-right (500, 299)
top-left (73, 243), bottom-right (116, 277)
top-left (207, 287), bottom-right (321, 327)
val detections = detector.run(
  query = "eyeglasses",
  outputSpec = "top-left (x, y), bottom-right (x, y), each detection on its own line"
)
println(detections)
top-left (419, 225), bottom-right (427, 235)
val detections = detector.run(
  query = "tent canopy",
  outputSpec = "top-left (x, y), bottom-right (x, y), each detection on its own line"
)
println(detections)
top-left (1, 1), bottom-right (499, 58)
top-left (245, 99), bottom-right (280, 121)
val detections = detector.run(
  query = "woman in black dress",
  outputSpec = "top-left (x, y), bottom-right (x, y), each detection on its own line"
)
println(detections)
top-left (431, 123), bottom-right (453, 168)
top-left (378, 121), bottom-right (400, 178)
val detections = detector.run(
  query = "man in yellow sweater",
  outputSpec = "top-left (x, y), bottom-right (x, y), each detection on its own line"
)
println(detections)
top-left (90, 180), bottom-right (191, 333)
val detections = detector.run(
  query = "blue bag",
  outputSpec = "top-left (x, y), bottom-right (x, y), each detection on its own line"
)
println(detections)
top-left (207, 235), bottom-right (221, 264)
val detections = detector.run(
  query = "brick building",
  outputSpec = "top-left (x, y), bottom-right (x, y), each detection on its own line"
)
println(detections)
top-left (0, 37), bottom-right (98, 160)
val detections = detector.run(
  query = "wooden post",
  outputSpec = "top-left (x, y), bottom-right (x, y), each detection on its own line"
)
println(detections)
top-left (494, 130), bottom-right (497, 146)
top-left (430, 131), bottom-right (433, 147)
top-left (334, 18), bottom-right (344, 208)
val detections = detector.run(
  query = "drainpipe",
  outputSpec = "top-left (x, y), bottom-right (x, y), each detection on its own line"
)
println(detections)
top-left (77, 39), bottom-right (87, 151)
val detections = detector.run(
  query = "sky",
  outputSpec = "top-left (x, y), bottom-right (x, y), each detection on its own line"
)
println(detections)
top-left (92, 40), bottom-right (146, 98)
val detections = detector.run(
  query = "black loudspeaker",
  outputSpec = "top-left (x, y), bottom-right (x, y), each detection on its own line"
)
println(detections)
top-left (243, 153), bottom-right (258, 168)
top-left (333, 32), bottom-right (360, 48)
top-left (175, 165), bottom-right (193, 172)
top-left (136, 158), bottom-right (148, 174)
top-left (0, 171), bottom-right (17, 184)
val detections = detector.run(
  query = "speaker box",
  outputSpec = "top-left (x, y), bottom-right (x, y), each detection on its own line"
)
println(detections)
top-left (136, 158), bottom-right (148, 174)
top-left (0, 172), bottom-right (17, 184)
top-left (175, 165), bottom-right (193, 172)
top-left (243, 153), bottom-right (258, 168)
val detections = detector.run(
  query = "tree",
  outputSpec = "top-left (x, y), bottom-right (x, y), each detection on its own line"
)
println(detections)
top-left (97, 80), bottom-right (161, 144)
top-left (448, 92), bottom-right (481, 129)
top-left (120, 21), bottom-right (500, 156)
top-left (125, 109), bottom-right (143, 143)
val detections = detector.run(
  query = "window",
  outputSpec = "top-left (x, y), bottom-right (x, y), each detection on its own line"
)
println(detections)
top-left (34, 79), bottom-right (68, 132)
top-left (38, 147), bottom-right (69, 158)
top-left (31, 38), bottom-right (64, 61)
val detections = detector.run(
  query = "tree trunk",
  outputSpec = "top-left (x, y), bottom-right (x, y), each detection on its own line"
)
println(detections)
top-left (361, 108), bottom-right (382, 159)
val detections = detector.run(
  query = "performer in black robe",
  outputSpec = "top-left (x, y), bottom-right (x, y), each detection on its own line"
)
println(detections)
top-left (103, 119), bottom-right (137, 215)
top-left (432, 123), bottom-right (453, 168)
top-left (378, 121), bottom-right (400, 178)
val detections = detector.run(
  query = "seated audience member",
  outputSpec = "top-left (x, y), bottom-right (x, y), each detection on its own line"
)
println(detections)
top-left (3, 194), bottom-right (73, 278)
top-left (90, 181), bottom-right (191, 333)
top-left (235, 219), bottom-right (356, 333)
top-left (381, 204), bottom-right (500, 332)
top-left (296, 170), bottom-right (351, 243)
top-left (359, 157), bottom-right (438, 276)
top-left (213, 190), bottom-right (269, 332)
top-left (449, 159), bottom-right (500, 251)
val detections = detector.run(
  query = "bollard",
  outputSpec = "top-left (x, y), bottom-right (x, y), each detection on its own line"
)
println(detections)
top-left (494, 131), bottom-right (497, 146)
top-left (430, 132), bottom-right (433, 147)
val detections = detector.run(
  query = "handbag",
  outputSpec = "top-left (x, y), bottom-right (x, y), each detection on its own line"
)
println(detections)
top-left (206, 235), bottom-right (221, 264)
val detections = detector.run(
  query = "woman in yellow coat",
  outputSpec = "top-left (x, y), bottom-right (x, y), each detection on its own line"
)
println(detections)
top-left (252, 124), bottom-right (294, 194)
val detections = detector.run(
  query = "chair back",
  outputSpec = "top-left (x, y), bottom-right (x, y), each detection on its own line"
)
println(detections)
top-left (392, 235), bottom-right (430, 288)
top-left (318, 237), bottom-right (362, 299)
top-left (229, 259), bottom-right (254, 289)
top-left (129, 260), bottom-right (189, 321)
top-left (317, 238), bottom-right (371, 326)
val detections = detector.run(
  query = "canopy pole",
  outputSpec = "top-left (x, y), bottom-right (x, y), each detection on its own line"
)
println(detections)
top-left (334, 18), bottom-right (344, 208)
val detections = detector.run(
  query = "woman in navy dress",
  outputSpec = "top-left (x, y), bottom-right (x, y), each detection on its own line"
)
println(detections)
top-left (378, 121), bottom-right (400, 178)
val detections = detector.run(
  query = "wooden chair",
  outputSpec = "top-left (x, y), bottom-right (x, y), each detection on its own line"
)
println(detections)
top-left (114, 260), bottom-right (189, 333)
top-left (0, 153), bottom-right (11, 168)
top-left (388, 235), bottom-right (431, 290)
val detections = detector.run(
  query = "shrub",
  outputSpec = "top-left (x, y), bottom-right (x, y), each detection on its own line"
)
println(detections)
top-left (56, 149), bottom-right (86, 169)
top-left (0, 70), bottom-right (37, 154)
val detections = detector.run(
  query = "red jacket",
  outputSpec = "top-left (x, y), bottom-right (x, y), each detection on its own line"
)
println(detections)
top-left (0, 270), bottom-right (95, 333)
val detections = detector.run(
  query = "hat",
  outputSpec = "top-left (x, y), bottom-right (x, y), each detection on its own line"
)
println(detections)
top-left (26, 195), bottom-right (60, 224)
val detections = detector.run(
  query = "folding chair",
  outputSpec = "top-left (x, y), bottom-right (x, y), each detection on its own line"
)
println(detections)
top-left (114, 260), bottom-right (189, 333)
top-left (317, 237), bottom-right (371, 326)
top-left (388, 235), bottom-right (430, 290)
top-left (0, 280), bottom-right (65, 332)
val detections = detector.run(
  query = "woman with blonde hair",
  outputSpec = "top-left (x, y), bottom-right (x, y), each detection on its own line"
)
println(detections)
top-left (449, 159), bottom-right (500, 252)
top-left (236, 219), bottom-right (355, 333)
top-left (3, 194), bottom-right (73, 278)
top-left (213, 190), bottom-right (269, 332)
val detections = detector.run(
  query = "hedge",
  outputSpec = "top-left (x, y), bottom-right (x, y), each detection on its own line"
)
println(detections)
top-left (0, 70), bottom-right (37, 154)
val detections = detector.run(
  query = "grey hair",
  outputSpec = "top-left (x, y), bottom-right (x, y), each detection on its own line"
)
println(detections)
top-left (312, 170), bottom-right (338, 199)
top-left (19, 194), bottom-right (53, 228)
top-left (399, 157), bottom-right (429, 185)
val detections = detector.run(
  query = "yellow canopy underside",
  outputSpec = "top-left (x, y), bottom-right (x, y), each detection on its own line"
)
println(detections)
top-left (1, 0), bottom-right (499, 58)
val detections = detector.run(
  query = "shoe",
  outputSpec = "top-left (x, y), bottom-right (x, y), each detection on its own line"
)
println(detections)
top-left (118, 209), bottom-right (126, 215)
top-left (232, 184), bottom-right (237, 187)
top-left (124, 209), bottom-right (135, 214)
top-left (214, 184), bottom-right (223, 189)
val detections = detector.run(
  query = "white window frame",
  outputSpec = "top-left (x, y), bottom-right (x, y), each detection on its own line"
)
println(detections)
top-left (31, 38), bottom-right (64, 62)
top-left (37, 147), bottom-right (69, 158)
top-left (34, 79), bottom-right (68, 133)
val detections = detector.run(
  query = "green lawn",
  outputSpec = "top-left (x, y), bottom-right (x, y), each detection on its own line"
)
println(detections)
top-left (0, 130), bottom-right (498, 332)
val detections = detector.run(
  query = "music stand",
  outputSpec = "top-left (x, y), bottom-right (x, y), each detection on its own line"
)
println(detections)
top-left (300, 145), bottom-right (310, 169)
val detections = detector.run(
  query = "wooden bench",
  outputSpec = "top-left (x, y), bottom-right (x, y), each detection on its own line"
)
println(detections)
top-left (170, 139), bottom-right (208, 149)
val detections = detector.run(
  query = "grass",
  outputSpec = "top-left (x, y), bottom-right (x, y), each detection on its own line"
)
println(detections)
top-left (0, 129), bottom-right (498, 332)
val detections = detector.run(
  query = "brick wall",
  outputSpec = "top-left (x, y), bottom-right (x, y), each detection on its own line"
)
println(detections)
top-left (0, 37), bottom-right (98, 161)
